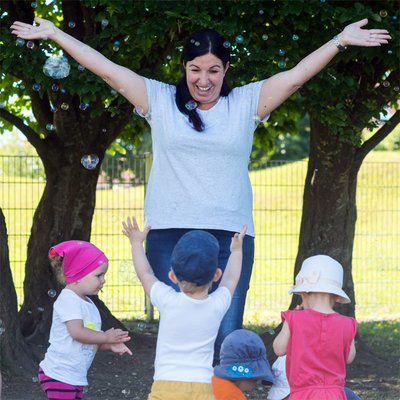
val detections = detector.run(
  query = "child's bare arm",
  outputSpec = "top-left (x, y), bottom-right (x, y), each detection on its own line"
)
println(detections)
top-left (66, 320), bottom-right (130, 345)
top-left (218, 225), bottom-right (247, 295)
top-left (99, 342), bottom-right (133, 356)
top-left (346, 339), bottom-right (356, 364)
top-left (122, 216), bottom-right (158, 296)
top-left (273, 321), bottom-right (290, 356)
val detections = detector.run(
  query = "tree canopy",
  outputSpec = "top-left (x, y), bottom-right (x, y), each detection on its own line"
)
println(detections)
top-left (1, 0), bottom-right (398, 150)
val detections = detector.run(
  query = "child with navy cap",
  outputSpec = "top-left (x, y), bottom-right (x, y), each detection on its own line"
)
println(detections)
top-left (213, 329), bottom-right (275, 399)
top-left (122, 216), bottom-right (247, 400)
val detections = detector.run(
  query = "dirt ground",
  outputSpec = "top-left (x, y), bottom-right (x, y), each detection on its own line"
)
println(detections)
top-left (2, 327), bottom-right (399, 400)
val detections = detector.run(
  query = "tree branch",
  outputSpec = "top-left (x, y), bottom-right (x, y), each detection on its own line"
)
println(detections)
top-left (356, 110), bottom-right (400, 162)
top-left (0, 109), bottom-right (43, 151)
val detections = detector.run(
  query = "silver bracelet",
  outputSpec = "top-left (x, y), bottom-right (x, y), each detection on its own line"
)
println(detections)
top-left (332, 35), bottom-right (347, 52)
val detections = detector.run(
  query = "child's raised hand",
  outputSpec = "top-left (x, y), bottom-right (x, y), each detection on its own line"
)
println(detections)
top-left (122, 216), bottom-right (151, 246)
top-left (104, 328), bottom-right (131, 344)
top-left (109, 342), bottom-right (133, 356)
top-left (230, 225), bottom-right (247, 253)
top-left (10, 17), bottom-right (56, 41)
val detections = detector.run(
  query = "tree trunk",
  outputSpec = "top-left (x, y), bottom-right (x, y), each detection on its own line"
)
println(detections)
top-left (290, 117), bottom-right (363, 317)
top-left (0, 208), bottom-right (36, 374)
top-left (19, 144), bottom-right (124, 344)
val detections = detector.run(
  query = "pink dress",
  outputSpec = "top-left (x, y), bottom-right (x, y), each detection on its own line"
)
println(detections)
top-left (282, 309), bottom-right (357, 400)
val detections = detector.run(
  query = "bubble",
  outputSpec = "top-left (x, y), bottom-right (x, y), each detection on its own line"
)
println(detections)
top-left (259, 9), bottom-right (264, 15)
top-left (32, 376), bottom-right (38, 383)
top-left (101, 19), bottom-right (109, 27)
top-left (0, 320), bottom-right (5, 336)
top-left (32, 83), bottom-right (41, 91)
top-left (47, 288), bottom-right (57, 297)
top-left (121, 389), bottom-right (131, 397)
top-left (102, 128), bottom-right (107, 133)
top-left (113, 46), bottom-right (120, 52)
top-left (51, 83), bottom-right (59, 91)
top-left (43, 55), bottom-right (71, 79)
top-left (50, 105), bottom-right (58, 112)
top-left (68, 21), bottom-right (76, 28)
top-left (79, 103), bottom-right (89, 110)
top-left (16, 37), bottom-right (25, 47)
top-left (46, 123), bottom-right (55, 131)
top-left (190, 39), bottom-right (195, 44)
top-left (379, 10), bottom-right (388, 18)
top-left (114, 40), bottom-right (120, 46)
top-left (235, 35), bottom-right (244, 44)
top-left (81, 154), bottom-right (99, 170)
top-left (382, 81), bottom-right (390, 87)
top-left (387, 50), bottom-right (393, 54)
top-left (185, 100), bottom-right (197, 111)
top-left (60, 102), bottom-right (69, 110)
top-left (77, 64), bottom-right (85, 71)
top-left (61, 88), bottom-right (67, 94)
top-left (137, 322), bottom-right (146, 331)
top-left (110, 89), bottom-right (118, 96)
top-left (31, 1), bottom-right (37, 7)
top-left (320, 0), bottom-right (326, 2)
top-left (391, 15), bottom-right (398, 21)
top-left (223, 41), bottom-right (230, 48)
top-left (292, 34), bottom-right (299, 41)
top-left (268, 329), bottom-right (275, 335)
top-left (194, 41), bottom-right (200, 47)
top-left (166, 55), bottom-right (172, 60)
top-left (37, 307), bottom-right (44, 312)
top-left (26, 41), bottom-right (35, 49)
top-left (262, 34), bottom-right (268, 41)
top-left (278, 49), bottom-right (285, 56)
top-left (278, 61), bottom-right (286, 69)
top-left (394, 86), bottom-right (399, 92)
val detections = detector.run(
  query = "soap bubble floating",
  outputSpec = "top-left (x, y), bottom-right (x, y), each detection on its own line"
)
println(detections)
top-left (81, 154), bottom-right (99, 170)
top-left (43, 55), bottom-right (71, 79)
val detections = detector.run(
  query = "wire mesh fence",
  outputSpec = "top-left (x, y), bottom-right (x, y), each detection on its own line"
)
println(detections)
top-left (1, 154), bottom-right (399, 323)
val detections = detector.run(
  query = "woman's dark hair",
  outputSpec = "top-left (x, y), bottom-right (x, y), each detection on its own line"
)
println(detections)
top-left (176, 29), bottom-right (231, 132)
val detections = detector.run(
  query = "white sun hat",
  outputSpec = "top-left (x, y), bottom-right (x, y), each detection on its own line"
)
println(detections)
top-left (288, 255), bottom-right (350, 304)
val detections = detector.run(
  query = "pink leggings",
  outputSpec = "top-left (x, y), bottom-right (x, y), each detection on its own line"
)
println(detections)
top-left (38, 368), bottom-right (84, 399)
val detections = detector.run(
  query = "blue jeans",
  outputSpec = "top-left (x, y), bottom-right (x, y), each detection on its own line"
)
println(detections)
top-left (146, 228), bottom-right (254, 364)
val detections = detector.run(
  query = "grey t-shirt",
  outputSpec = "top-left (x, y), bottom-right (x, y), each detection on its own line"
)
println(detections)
top-left (142, 78), bottom-right (267, 237)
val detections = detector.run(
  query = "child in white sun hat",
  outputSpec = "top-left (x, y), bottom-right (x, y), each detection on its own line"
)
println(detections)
top-left (273, 255), bottom-right (357, 400)
top-left (267, 355), bottom-right (362, 400)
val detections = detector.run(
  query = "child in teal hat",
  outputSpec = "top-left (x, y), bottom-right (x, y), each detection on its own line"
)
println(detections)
top-left (213, 329), bottom-right (275, 399)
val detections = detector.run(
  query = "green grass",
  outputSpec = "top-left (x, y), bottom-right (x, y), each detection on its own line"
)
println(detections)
top-left (356, 319), bottom-right (400, 358)
top-left (1, 151), bottom-right (399, 325)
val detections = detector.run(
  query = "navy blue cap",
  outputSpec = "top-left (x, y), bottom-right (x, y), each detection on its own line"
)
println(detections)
top-left (171, 230), bottom-right (219, 285)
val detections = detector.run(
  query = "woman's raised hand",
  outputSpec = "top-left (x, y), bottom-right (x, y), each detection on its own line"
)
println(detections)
top-left (340, 18), bottom-right (391, 47)
top-left (10, 16), bottom-right (56, 41)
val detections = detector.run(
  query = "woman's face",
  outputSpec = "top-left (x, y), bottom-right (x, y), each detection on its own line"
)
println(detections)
top-left (185, 52), bottom-right (229, 110)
